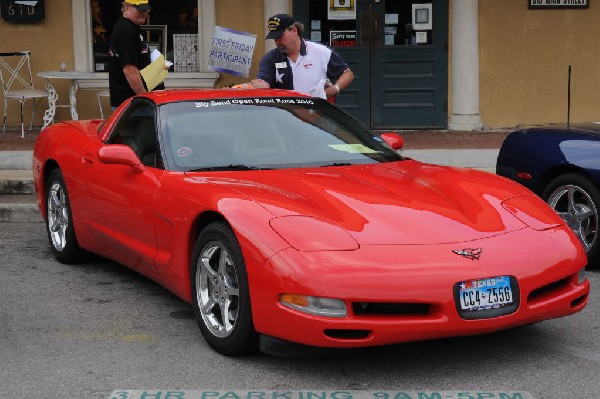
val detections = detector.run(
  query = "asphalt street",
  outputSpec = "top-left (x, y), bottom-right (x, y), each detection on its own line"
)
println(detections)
top-left (1, 222), bottom-right (599, 399)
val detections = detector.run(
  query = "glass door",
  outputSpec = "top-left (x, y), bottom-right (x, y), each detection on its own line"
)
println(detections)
top-left (295, 0), bottom-right (448, 129)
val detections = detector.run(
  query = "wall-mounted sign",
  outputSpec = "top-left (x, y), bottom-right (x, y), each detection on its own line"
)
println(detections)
top-left (412, 3), bottom-right (432, 31)
top-left (328, 0), bottom-right (356, 20)
top-left (330, 31), bottom-right (357, 48)
top-left (1, 0), bottom-right (45, 23)
top-left (529, 0), bottom-right (588, 9)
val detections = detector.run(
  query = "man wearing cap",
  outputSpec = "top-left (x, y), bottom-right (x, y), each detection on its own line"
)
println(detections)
top-left (108, 0), bottom-right (158, 108)
top-left (239, 14), bottom-right (354, 99)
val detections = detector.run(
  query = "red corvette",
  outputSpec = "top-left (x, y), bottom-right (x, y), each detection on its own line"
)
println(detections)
top-left (33, 89), bottom-right (589, 356)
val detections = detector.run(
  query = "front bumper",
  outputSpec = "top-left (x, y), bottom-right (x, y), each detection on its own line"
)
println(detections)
top-left (248, 227), bottom-right (589, 348)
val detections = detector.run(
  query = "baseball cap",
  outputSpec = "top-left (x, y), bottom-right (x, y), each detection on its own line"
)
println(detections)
top-left (265, 14), bottom-right (295, 40)
top-left (124, 0), bottom-right (152, 11)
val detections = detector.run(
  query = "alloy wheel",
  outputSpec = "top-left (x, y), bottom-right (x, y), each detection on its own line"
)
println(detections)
top-left (195, 241), bottom-right (240, 338)
top-left (47, 180), bottom-right (69, 252)
top-left (548, 184), bottom-right (598, 252)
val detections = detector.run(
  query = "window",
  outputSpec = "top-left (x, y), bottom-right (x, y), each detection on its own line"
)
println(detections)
top-left (91, 0), bottom-right (198, 73)
top-left (72, 0), bottom-right (218, 89)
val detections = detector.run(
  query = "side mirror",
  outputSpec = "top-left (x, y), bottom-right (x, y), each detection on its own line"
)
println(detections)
top-left (98, 145), bottom-right (145, 174)
top-left (380, 132), bottom-right (404, 150)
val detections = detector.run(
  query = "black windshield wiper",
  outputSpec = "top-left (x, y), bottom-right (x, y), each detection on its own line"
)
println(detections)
top-left (188, 164), bottom-right (271, 172)
top-left (320, 163), bottom-right (353, 167)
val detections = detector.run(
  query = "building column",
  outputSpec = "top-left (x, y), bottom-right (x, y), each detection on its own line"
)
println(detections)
top-left (263, 0), bottom-right (290, 52)
top-left (448, 0), bottom-right (483, 130)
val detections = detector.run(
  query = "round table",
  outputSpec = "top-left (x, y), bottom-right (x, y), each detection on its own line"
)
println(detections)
top-left (37, 71), bottom-right (95, 129)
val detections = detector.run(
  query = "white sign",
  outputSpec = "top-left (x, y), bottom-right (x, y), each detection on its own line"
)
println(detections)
top-left (385, 14), bottom-right (398, 24)
top-left (412, 3), bottom-right (432, 31)
top-left (174, 34), bottom-right (199, 72)
top-left (208, 26), bottom-right (257, 77)
top-left (328, 0), bottom-right (356, 20)
top-left (529, 0), bottom-right (588, 8)
top-left (416, 31), bottom-right (428, 44)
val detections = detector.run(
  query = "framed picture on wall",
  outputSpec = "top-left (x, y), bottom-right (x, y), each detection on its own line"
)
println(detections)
top-left (412, 3), bottom-right (432, 30)
top-left (141, 25), bottom-right (168, 55)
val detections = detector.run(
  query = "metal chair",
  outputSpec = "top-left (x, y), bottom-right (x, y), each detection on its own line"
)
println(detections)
top-left (97, 89), bottom-right (110, 119)
top-left (0, 51), bottom-right (50, 138)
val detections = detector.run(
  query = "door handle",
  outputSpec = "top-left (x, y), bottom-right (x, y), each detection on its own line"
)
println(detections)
top-left (373, 18), bottom-right (378, 42)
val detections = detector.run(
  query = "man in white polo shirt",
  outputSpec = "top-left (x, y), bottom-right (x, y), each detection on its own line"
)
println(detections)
top-left (238, 14), bottom-right (354, 100)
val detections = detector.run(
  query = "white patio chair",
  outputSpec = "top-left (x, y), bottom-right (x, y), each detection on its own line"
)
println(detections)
top-left (0, 51), bottom-right (50, 138)
top-left (97, 89), bottom-right (110, 119)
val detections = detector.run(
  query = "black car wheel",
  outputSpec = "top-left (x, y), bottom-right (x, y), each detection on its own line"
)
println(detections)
top-left (191, 221), bottom-right (258, 355)
top-left (542, 173), bottom-right (600, 267)
top-left (45, 168), bottom-right (84, 264)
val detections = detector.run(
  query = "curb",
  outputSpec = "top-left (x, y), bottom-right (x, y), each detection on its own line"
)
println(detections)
top-left (403, 149), bottom-right (499, 172)
top-left (0, 151), bottom-right (33, 170)
top-left (0, 170), bottom-right (34, 194)
top-left (0, 195), bottom-right (42, 223)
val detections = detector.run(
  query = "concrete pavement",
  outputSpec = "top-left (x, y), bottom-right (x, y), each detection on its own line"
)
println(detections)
top-left (0, 129), bottom-right (506, 223)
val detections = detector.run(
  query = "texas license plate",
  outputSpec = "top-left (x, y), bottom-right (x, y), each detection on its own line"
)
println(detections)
top-left (459, 275), bottom-right (513, 311)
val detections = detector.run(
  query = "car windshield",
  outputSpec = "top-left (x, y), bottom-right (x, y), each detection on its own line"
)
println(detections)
top-left (159, 97), bottom-right (403, 171)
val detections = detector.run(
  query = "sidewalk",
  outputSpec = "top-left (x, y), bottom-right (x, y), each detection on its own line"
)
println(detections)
top-left (1, 127), bottom-right (510, 151)
top-left (1, 128), bottom-right (508, 172)
top-left (0, 127), bottom-right (509, 223)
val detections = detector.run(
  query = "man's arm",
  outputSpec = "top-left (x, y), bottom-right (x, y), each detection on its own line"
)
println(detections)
top-left (123, 64), bottom-right (147, 94)
top-left (249, 79), bottom-right (270, 88)
top-left (234, 79), bottom-right (269, 89)
top-left (325, 69), bottom-right (354, 98)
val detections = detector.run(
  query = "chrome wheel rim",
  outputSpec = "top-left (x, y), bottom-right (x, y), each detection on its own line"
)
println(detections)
top-left (548, 184), bottom-right (598, 252)
top-left (47, 181), bottom-right (69, 251)
top-left (195, 241), bottom-right (240, 338)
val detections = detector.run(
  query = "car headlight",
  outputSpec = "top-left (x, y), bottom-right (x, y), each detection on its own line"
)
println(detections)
top-left (270, 215), bottom-right (359, 251)
top-left (280, 294), bottom-right (347, 318)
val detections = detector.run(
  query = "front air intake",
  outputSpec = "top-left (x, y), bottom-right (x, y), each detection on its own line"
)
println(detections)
top-left (352, 302), bottom-right (430, 316)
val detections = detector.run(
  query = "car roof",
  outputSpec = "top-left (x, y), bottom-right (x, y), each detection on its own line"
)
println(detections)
top-left (136, 88), bottom-right (311, 105)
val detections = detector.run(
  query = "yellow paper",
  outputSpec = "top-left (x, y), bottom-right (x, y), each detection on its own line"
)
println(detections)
top-left (329, 144), bottom-right (379, 154)
top-left (140, 55), bottom-right (168, 91)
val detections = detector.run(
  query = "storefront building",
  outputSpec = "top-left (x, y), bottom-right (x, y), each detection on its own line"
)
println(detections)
top-left (1, 0), bottom-right (598, 132)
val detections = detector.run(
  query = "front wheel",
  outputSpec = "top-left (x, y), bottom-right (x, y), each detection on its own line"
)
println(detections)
top-left (541, 173), bottom-right (600, 268)
top-left (190, 221), bottom-right (258, 355)
top-left (45, 168), bottom-right (84, 264)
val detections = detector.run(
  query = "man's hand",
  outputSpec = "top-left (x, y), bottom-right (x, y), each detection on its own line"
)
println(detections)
top-left (232, 83), bottom-right (254, 89)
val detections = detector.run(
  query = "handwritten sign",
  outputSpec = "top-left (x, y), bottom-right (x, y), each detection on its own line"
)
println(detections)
top-left (208, 26), bottom-right (256, 77)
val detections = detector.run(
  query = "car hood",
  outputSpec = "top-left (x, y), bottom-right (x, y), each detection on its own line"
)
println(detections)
top-left (187, 160), bottom-right (547, 245)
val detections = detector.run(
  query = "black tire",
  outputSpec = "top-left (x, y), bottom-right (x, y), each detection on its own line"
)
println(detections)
top-left (541, 173), bottom-right (600, 268)
top-left (190, 221), bottom-right (258, 355)
top-left (45, 168), bottom-right (84, 264)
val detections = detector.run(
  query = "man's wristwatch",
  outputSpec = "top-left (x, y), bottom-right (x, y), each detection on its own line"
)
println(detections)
top-left (334, 84), bottom-right (340, 93)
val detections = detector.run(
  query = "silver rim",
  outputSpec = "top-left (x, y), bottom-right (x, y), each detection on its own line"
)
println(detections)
top-left (47, 180), bottom-right (69, 251)
top-left (548, 184), bottom-right (598, 253)
top-left (195, 241), bottom-right (240, 338)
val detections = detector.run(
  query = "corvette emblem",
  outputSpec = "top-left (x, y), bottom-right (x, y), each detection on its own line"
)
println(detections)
top-left (452, 247), bottom-right (482, 260)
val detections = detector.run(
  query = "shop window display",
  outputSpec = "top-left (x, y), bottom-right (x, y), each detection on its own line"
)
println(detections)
top-left (91, 0), bottom-right (199, 73)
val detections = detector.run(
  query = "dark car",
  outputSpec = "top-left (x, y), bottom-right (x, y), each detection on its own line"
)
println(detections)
top-left (496, 125), bottom-right (600, 267)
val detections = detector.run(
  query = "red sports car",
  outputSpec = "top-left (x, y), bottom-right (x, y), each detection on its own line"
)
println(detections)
top-left (33, 89), bottom-right (589, 356)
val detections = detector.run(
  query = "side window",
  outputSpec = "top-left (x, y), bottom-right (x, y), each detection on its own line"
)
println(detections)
top-left (107, 100), bottom-right (162, 168)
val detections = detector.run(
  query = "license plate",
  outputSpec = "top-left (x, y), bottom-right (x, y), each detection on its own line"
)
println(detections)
top-left (459, 275), bottom-right (513, 311)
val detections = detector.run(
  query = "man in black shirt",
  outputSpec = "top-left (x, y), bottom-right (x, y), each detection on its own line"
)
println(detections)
top-left (108, 0), bottom-right (153, 108)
